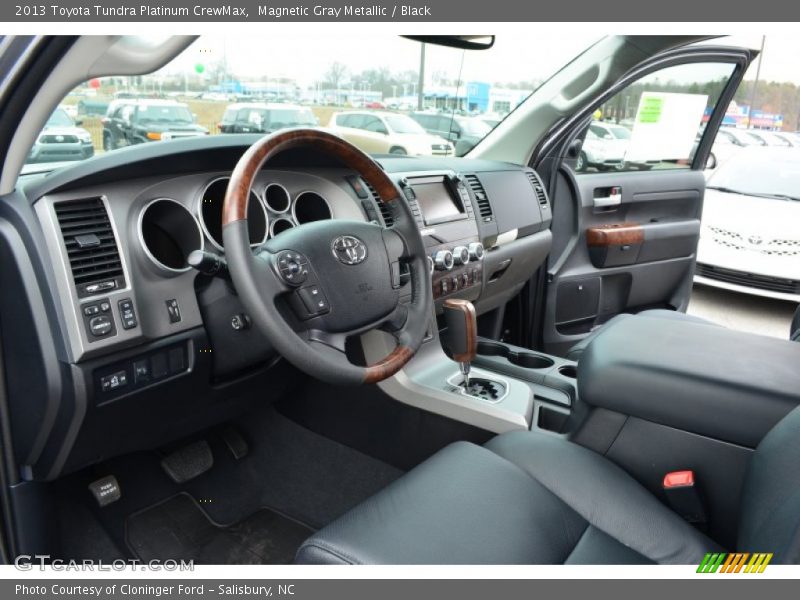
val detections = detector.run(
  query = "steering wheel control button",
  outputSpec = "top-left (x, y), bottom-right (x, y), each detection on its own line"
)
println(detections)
top-left (277, 250), bottom-right (309, 285)
top-left (230, 314), bottom-right (251, 331)
top-left (166, 298), bottom-right (182, 323)
top-left (89, 315), bottom-right (113, 337)
top-left (297, 285), bottom-right (330, 317)
top-left (118, 298), bottom-right (138, 330)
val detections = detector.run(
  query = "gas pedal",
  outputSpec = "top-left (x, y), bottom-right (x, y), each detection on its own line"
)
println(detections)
top-left (221, 426), bottom-right (249, 460)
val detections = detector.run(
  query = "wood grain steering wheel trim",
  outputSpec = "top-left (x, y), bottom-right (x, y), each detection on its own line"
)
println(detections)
top-left (222, 128), bottom-right (419, 385)
top-left (363, 346), bottom-right (415, 384)
top-left (223, 128), bottom-right (399, 225)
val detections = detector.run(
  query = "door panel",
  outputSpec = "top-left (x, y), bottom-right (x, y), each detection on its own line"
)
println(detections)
top-left (539, 47), bottom-right (754, 357)
top-left (544, 168), bottom-right (706, 355)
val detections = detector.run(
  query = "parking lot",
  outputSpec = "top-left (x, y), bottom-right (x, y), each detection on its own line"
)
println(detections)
top-left (688, 283), bottom-right (797, 339)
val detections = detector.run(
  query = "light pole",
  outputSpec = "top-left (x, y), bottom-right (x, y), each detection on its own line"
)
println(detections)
top-left (417, 43), bottom-right (425, 110)
top-left (746, 35), bottom-right (766, 130)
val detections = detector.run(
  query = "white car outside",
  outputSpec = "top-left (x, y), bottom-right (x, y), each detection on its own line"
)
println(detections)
top-left (696, 147), bottom-right (800, 301)
top-left (329, 111), bottom-right (454, 156)
top-left (578, 122), bottom-right (631, 170)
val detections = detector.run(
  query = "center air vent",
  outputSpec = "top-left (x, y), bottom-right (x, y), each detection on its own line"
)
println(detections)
top-left (364, 179), bottom-right (394, 227)
top-left (464, 174), bottom-right (493, 221)
top-left (526, 171), bottom-right (549, 208)
top-left (54, 197), bottom-right (125, 297)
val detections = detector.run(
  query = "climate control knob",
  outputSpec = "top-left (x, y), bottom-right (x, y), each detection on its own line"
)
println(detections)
top-left (468, 242), bottom-right (485, 261)
top-left (433, 250), bottom-right (454, 271)
top-left (452, 246), bottom-right (470, 265)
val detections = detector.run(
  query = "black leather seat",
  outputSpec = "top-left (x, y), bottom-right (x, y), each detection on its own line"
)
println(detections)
top-left (295, 406), bottom-right (800, 564)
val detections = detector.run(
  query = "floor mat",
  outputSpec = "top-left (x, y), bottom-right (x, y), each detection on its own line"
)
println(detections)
top-left (126, 493), bottom-right (313, 564)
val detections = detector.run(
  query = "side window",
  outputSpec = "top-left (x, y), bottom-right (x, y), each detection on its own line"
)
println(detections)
top-left (415, 114), bottom-right (432, 128)
top-left (245, 110), bottom-right (265, 127)
top-left (575, 61), bottom-right (736, 174)
top-left (342, 114), bottom-right (365, 129)
top-left (221, 108), bottom-right (236, 124)
top-left (362, 116), bottom-right (387, 134)
top-left (120, 105), bottom-right (135, 123)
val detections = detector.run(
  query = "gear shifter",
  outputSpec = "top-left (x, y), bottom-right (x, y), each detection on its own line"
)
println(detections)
top-left (442, 299), bottom-right (478, 388)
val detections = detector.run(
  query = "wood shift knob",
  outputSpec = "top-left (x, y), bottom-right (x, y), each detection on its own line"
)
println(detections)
top-left (442, 299), bottom-right (477, 363)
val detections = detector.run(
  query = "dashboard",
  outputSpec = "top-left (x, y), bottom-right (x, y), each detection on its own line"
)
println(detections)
top-left (7, 134), bottom-right (553, 480)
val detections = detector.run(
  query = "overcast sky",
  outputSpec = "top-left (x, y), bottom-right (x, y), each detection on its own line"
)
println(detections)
top-left (156, 34), bottom-right (800, 88)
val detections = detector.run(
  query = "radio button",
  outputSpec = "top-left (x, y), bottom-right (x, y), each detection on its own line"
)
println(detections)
top-left (433, 250), bottom-right (454, 271)
top-left (452, 246), bottom-right (469, 265)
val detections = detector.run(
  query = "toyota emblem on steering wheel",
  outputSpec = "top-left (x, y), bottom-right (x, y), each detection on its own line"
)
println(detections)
top-left (332, 235), bottom-right (368, 265)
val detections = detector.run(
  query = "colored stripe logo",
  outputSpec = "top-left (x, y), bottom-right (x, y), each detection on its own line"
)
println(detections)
top-left (697, 552), bottom-right (773, 573)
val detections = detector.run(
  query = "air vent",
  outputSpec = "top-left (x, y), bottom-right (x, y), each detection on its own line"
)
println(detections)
top-left (54, 197), bottom-right (125, 296)
top-left (526, 171), bottom-right (549, 207)
top-left (364, 180), bottom-right (394, 227)
top-left (464, 174), bottom-right (492, 221)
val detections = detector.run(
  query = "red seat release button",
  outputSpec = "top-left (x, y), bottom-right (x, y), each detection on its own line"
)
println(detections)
top-left (663, 470), bottom-right (695, 489)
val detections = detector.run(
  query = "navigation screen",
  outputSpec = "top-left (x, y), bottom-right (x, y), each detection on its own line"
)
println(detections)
top-left (413, 176), bottom-right (462, 225)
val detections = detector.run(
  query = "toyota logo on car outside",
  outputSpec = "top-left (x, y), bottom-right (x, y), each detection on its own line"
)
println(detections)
top-left (332, 235), bottom-right (368, 265)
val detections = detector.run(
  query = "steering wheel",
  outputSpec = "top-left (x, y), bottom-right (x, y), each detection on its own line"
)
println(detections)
top-left (222, 129), bottom-right (433, 386)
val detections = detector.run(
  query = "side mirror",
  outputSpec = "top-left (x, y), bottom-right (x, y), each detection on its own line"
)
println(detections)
top-left (74, 118), bottom-right (83, 126)
top-left (705, 153), bottom-right (717, 170)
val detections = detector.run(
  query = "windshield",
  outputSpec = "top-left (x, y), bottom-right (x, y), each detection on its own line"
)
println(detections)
top-left (23, 33), bottom-right (600, 170)
top-left (384, 114), bottom-right (427, 134)
top-left (708, 150), bottom-right (800, 199)
top-left (46, 108), bottom-right (74, 128)
top-left (137, 105), bottom-right (193, 124)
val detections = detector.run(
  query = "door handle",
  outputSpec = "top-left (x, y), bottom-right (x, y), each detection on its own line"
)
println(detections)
top-left (593, 186), bottom-right (622, 208)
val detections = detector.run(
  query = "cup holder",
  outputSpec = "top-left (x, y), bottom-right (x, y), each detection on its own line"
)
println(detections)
top-left (476, 341), bottom-right (555, 370)
top-left (558, 365), bottom-right (578, 379)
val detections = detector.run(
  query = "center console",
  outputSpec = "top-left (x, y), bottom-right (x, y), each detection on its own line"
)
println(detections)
top-left (362, 301), bottom-right (579, 436)
top-left (395, 172), bottom-right (484, 307)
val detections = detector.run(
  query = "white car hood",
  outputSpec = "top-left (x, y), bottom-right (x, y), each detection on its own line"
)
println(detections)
top-left (698, 188), bottom-right (800, 279)
top-left (40, 126), bottom-right (85, 137)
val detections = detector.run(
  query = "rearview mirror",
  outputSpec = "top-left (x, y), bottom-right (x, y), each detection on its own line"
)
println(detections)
top-left (402, 35), bottom-right (494, 51)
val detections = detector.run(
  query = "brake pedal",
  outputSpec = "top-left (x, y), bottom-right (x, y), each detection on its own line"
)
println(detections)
top-left (221, 426), bottom-right (249, 460)
top-left (160, 440), bottom-right (214, 484)
top-left (88, 475), bottom-right (122, 507)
